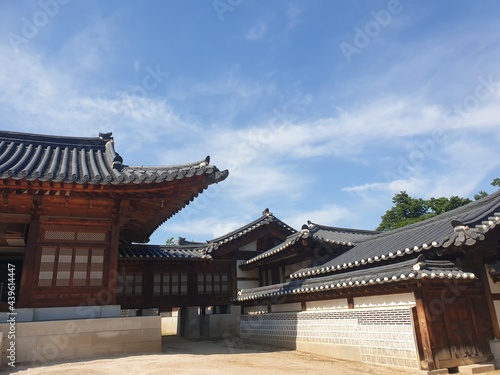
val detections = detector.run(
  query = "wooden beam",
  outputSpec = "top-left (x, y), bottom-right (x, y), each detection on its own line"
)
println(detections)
top-left (18, 213), bottom-right (40, 307)
top-left (107, 218), bottom-right (120, 305)
top-left (475, 256), bottom-right (500, 339)
top-left (414, 287), bottom-right (436, 371)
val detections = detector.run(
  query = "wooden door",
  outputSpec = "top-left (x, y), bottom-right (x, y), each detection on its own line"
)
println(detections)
top-left (424, 287), bottom-right (493, 368)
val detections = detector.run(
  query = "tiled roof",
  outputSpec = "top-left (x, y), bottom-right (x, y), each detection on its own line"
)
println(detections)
top-left (305, 222), bottom-right (378, 245)
top-left (119, 244), bottom-right (211, 260)
top-left (236, 255), bottom-right (475, 302)
top-left (239, 222), bottom-right (377, 269)
top-left (207, 209), bottom-right (297, 252)
top-left (290, 190), bottom-right (500, 280)
top-left (0, 130), bottom-right (228, 185)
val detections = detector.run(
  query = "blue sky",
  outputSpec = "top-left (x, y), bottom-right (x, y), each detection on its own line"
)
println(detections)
top-left (1, 1), bottom-right (500, 243)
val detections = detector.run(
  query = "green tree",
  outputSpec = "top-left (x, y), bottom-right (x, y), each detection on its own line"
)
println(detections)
top-left (377, 192), bottom-right (472, 231)
top-left (474, 190), bottom-right (489, 200)
top-left (377, 178), bottom-right (500, 231)
top-left (165, 237), bottom-right (175, 245)
top-left (376, 192), bottom-right (431, 231)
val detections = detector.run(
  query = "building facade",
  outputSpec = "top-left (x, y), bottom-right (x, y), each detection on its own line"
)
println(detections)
top-left (236, 193), bottom-right (500, 372)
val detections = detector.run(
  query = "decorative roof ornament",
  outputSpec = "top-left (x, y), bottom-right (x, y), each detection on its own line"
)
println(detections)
top-left (99, 132), bottom-right (113, 141)
top-left (301, 224), bottom-right (310, 238)
top-left (451, 219), bottom-right (469, 232)
top-left (262, 208), bottom-right (271, 216)
top-left (199, 156), bottom-right (210, 167)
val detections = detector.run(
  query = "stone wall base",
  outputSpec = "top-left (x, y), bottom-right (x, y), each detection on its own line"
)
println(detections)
top-left (0, 316), bottom-right (161, 368)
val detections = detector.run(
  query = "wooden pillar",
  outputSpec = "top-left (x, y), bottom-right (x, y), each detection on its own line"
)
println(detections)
top-left (414, 287), bottom-right (436, 371)
top-left (18, 213), bottom-right (40, 307)
top-left (347, 296), bottom-right (354, 309)
top-left (475, 255), bottom-right (500, 339)
top-left (107, 219), bottom-right (120, 305)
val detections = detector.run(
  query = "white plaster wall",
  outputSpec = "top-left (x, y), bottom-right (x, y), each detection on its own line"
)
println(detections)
top-left (354, 293), bottom-right (416, 308)
top-left (237, 280), bottom-right (260, 289)
top-left (270, 303), bottom-right (302, 313)
top-left (239, 241), bottom-right (257, 251)
top-left (236, 260), bottom-right (259, 278)
top-left (306, 299), bottom-right (349, 311)
top-left (161, 316), bottom-right (178, 335)
top-left (243, 305), bottom-right (268, 315)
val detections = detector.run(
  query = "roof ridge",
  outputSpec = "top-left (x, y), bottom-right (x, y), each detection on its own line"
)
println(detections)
top-left (207, 211), bottom-right (297, 246)
top-left (307, 220), bottom-right (379, 235)
top-left (0, 129), bottom-right (108, 149)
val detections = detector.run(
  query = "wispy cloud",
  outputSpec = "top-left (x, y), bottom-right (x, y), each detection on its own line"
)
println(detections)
top-left (284, 204), bottom-right (351, 230)
top-left (246, 21), bottom-right (267, 41)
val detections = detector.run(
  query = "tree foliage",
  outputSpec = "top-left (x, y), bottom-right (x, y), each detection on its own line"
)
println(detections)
top-left (377, 178), bottom-right (500, 231)
top-left (376, 191), bottom-right (471, 231)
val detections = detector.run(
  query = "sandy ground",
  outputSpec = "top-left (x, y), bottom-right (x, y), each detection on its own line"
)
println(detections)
top-left (3, 336), bottom-right (500, 375)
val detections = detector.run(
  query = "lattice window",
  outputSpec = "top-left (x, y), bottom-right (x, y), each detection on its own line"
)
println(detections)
top-left (77, 232), bottom-right (106, 242)
top-left (89, 248), bottom-right (104, 286)
top-left (38, 248), bottom-right (56, 287)
top-left (43, 228), bottom-right (107, 243)
top-left (73, 249), bottom-right (89, 287)
top-left (55, 247), bottom-right (72, 286)
top-left (117, 269), bottom-right (143, 296)
top-left (44, 230), bottom-right (76, 241)
top-left (154, 272), bottom-right (187, 296)
top-left (197, 272), bottom-right (229, 294)
top-left (37, 246), bottom-right (105, 287)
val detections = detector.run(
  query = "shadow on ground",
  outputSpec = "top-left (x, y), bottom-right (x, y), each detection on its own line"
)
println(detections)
top-left (162, 335), bottom-right (291, 356)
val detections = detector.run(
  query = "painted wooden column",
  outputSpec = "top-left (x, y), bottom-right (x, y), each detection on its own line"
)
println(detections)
top-left (475, 254), bottom-right (500, 339)
top-left (414, 287), bottom-right (436, 371)
top-left (107, 218), bottom-right (120, 305)
top-left (18, 212), bottom-right (40, 308)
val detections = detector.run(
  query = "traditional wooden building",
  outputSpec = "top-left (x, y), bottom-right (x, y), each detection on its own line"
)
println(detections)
top-left (116, 209), bottom-right (296, 313)
top-left (0, 130), bottom-right (228, 311)
top-left (236, 191), bottom-right (500, 372)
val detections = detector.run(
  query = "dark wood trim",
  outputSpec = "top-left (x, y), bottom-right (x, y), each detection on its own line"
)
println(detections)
top-left (476, 258), bottom-right (500, 339)
top-left (18, 213), bottom-right (40, 307)
top-left (413, 287), bottom-right (435, 371)
top-left (347, 296), bottom-right (354, 309)
top-left (107, 220), bottom-right (120, 305)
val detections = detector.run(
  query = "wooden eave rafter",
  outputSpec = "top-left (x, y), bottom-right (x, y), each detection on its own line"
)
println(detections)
top-left (0, 174), bottom-right (211, 197)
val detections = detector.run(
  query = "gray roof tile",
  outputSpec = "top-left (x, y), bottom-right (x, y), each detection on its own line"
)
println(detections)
top-left (239, 223), bottom-right (377, 269)
top-left (0, 130), bottom-right (228, 185)
top-left (119, 244), bottom-right (211, 260)
top-left (207, 209), bottom-right (296, 252)
top-left (237, 255), bottom-right (475, 302)
top-left (290, 190), bottom-right (500, 280)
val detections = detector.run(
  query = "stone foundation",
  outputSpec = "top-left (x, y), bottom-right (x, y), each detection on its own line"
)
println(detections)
top-left (0, 315), bottom-right (161, 368)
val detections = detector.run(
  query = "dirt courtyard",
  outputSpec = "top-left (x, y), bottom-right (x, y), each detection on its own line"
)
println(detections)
top-left (3, 336), bottom-right (500, 375)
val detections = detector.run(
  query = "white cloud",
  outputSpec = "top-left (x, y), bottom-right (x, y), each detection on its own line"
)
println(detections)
top-left (246, 21), bottom-right (267, 41)
top-left (284, 204), bottom-right (351, 230)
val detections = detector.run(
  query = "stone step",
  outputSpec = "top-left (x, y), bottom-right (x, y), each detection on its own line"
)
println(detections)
top-left (458, 363), bottom-right (495, 374)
